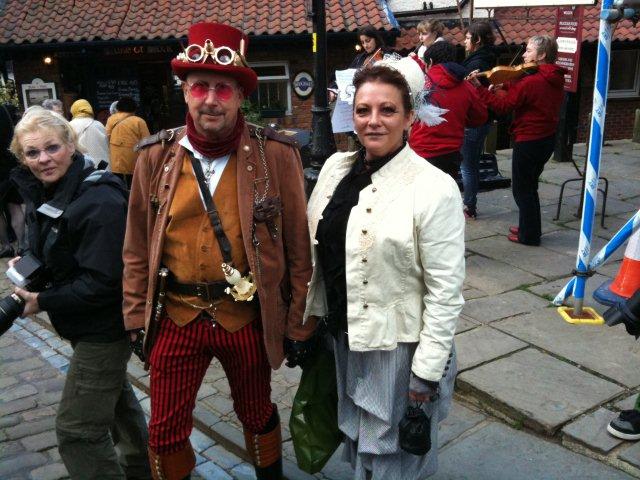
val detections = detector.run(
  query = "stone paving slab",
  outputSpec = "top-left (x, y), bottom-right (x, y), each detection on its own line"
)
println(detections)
top-left (551, 194), bottom-right (637, 221)
top-left (540, 229), bottom-right (625, 262)
top-left (455, 315), bottom-right (479, 334)
top-left (464, 255), bottom-right (542, 296)
top-left (438, 402), bottom-right (486, 448)
top-left (565, 215), bottom-right (632, 241)
top-left (466, 236), bottom-right (575, 278)
top-left (528, 273), bottom-right (613, 305)
top-left (455, 326), bottom-right (527, 372)
top-left (494, 309), bottom-right (640, 387)
top-left (465, 211), bottom-right (562, 238)
top-left (462, 290), bottom-right (549, 324)
top-left (461, 286), bottom-right (486, 300)
top-left (615, 394), bottom-right (639, 411)
top-left (432, 422), bottom-right (635, 480)
top-left (464, 221), bottom-right (502, 241)
top-left (620, 441), bottom-right (640, 470)
top-left (561, 408), bottom-right (624, 454)
top-left (458, 348), bottom-right (623, 435)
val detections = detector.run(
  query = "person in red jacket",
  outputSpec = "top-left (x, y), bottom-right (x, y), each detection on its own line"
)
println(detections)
top-left (470, 35), bottom-right (566, 246)
top-left (409, 41), bottom-right (488, 178)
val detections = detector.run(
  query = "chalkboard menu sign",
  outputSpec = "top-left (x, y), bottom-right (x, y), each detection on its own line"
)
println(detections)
top-left (95, 78), bottom-right (140, 109)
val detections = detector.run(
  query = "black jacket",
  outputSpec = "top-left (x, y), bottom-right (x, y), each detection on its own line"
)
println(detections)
top-left (461, 46), bottom-right (497, 84)
top-left (11, 154), bottom-right (129, 342)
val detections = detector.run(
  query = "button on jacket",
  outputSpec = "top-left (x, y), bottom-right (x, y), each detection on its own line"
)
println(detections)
top-left (305, 144), bottom-right (465, 381)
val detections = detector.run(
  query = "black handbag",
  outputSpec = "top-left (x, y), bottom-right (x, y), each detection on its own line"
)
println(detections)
top-left (398, 404), bottom-right (432, 456)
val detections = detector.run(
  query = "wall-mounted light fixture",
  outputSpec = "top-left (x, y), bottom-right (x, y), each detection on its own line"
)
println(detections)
top-left (43, 56), bottom-right (52, 65)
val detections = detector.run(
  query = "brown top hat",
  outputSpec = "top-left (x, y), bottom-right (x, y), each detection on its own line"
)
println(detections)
top-left (171, 22), bottom-right (258, 95)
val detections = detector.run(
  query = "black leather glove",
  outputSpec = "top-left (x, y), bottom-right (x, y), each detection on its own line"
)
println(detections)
top-left (130, 330), bottom-right (146, 363)
top-left (409, 373), bottom-right (440, 403)
top-left (283, 336), bottom-right (317, 368)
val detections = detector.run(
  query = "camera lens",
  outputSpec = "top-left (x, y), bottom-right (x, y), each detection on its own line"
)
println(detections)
top-left (0, 293), bottom-right (25, 337)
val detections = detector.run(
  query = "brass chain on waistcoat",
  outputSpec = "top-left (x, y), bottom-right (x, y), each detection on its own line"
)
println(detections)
top-left (251, 128), bottom-right (271, 281)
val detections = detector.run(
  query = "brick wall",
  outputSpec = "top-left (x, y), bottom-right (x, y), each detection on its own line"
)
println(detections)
top-left (249, 37), bottom-right (354, 131)
top-left (575, 43), bottom-right (640, 142)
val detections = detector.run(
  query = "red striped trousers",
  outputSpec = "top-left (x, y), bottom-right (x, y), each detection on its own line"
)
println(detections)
top-left (148, 314), bottom-right (273, 454)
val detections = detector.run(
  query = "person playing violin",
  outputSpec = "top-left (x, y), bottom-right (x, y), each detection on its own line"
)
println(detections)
top-left (460, 21), bottom-right (497, 219)
top-left (328, 26), bottom-right (388, 103)
top-left (468, 35), bottom-right (567, 246)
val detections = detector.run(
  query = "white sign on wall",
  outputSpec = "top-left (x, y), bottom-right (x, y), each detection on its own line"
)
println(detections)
top-left (475, 0), bottom-right (595, 7)
top-left (21, 78), bottom-right (57, 108)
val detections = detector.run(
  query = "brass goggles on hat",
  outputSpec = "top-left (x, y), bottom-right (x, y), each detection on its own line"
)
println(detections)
top-left (176, 38), bottom-right (249, 67)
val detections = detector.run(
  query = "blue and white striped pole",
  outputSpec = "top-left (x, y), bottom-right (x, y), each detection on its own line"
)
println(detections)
top-left (590, 209), bottom-right (640, 269)
top-left (572, 0), bottom-right (614, 315)
top-left (553, 209), bottom-right (640, 306)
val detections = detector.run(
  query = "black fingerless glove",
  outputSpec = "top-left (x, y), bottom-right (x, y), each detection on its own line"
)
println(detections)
top-left (283, 336), bottom-right (317, 368)
top-left (130, 330), bottom-right (145, 363)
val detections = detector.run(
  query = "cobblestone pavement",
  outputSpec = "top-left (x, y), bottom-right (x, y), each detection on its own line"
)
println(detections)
top-left (3, 141), bottom-right (640, 479)
top-left (0, 320), bottom-right (257, 480)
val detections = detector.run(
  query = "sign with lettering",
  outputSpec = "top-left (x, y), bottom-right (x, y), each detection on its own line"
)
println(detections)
top-left (95, 78), bottom-right (140, 109)
top-left (475, 0), bottom-right (594, 6)
top-left (293, 71), bottom-right (314, 98)
top-left (555, 6), bottom-right (584, 92)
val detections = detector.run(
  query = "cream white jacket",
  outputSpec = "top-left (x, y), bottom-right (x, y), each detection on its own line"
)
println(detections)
top-left (305, 145), bottom-right (465, 381)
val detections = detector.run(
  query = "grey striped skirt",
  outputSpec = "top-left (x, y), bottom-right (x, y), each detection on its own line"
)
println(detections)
top-left (333, 332), bottom-right (457, 480)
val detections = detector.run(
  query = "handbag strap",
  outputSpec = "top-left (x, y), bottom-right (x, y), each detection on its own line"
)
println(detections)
top-left (190, 156), bottom-right (234, 265)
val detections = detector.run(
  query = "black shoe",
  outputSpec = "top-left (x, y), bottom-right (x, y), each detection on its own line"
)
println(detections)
top-left (0, 245), bottom-right (15, 258)
top-left (607, 409), bottom-right (640, 440)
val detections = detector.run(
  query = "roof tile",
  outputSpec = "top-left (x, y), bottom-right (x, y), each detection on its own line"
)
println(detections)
top-left (396, 3), bottom-right (640, 51)
top-left (0, 0), bottom-right (395, 44)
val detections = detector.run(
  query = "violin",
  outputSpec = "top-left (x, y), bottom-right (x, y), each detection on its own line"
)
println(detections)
top-left (476, 62), bottom-right (539, 85)
top-left (362, 48), bottom-right (384, 68)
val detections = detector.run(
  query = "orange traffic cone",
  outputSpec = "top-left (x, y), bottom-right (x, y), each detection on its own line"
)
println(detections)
top-left (611, 230), bottom-right (640, 297)
top-left (594, 230), bottom-right (640, 306)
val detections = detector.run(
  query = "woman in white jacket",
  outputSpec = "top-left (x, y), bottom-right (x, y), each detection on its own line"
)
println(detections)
top-left (305, 57), bottom-right (465, 479)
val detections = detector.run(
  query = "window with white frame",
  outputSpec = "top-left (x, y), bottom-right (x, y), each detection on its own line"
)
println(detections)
top-left (609, 49), bottom-right (640, 98)
top-left (248, 62), bottom-right (292, 116)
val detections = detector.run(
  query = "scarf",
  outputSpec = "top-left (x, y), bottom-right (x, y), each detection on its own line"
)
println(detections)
top-left (186, 111), bottom-right (245, 159)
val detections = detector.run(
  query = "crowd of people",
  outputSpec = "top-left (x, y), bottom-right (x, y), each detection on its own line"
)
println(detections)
top-left (1, 18), bottom-right (637, 480)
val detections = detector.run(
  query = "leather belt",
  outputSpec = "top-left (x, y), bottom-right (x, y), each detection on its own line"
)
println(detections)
top-left (167, 277), bottom-right (228, 303)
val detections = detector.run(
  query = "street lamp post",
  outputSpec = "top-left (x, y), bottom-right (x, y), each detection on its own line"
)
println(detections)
top-left (304, 0), bottom-right (336, 196)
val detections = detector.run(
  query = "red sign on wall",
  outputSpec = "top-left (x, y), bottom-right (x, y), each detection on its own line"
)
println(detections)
top-left (555, 6), bottom-right (584, 92)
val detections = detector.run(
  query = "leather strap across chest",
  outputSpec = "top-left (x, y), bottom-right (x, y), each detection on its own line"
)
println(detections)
top-left (189, 156), bottom-right (234, 265)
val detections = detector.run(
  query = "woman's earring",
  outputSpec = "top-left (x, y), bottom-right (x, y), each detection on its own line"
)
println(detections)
top-left (403, 131), bottom-right (408, 142)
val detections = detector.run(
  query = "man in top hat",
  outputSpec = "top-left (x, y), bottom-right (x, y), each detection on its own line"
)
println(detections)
top-left (122, 22), bottom-right (316, 480)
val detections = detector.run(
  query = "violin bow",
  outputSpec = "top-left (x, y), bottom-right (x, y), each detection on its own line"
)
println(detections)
top-left (362, 48), bottom-right (382, 67)
top-left (508, 44), bottom-right (525, 66)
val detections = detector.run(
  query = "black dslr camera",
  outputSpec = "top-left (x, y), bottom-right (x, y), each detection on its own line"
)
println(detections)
top-left (604, 288), bottom-right (640, 339)
top-left (0, 253), bottom-right (47, 337)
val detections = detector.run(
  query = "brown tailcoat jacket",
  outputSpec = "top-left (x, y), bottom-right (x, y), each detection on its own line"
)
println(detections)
top-left (122, 125), bottom-right (314, 368)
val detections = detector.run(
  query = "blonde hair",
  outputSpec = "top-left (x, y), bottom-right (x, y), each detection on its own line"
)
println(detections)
top-left (10, 106), bottom-right (81, 161)
top-left (417, 20), bottom-right (444, 37)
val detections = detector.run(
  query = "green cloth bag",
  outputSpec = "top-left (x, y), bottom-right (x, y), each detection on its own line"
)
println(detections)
top-left (289, 345), bottom-right (342, 474)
